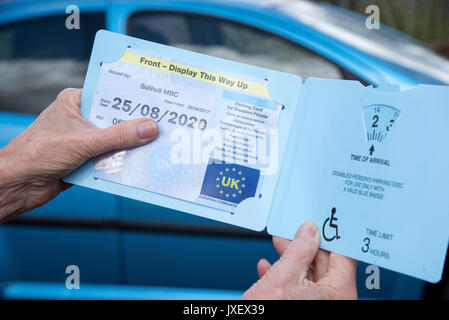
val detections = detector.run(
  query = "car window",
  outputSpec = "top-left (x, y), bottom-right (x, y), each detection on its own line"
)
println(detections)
top-left (0, 12), bottom-right (105, 114)
top-left (127, 12), bottom-right (345, 81)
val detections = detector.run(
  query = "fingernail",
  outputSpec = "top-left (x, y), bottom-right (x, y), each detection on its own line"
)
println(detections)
top-left (301, 221), bottom-right (318, 238)
top-left (137, 120), bottom-right (158, 139)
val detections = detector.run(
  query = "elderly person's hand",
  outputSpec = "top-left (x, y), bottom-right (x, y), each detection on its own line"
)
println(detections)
top-left (242, 221), bottom-right (358, 300)
top-left (0, 88), bottom-right (158, 222)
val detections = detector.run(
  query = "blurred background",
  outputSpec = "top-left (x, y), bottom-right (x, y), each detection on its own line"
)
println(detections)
top-left (317, 0), bottom-right (449, 50)
top-left (0, 0), bottom-right (448, 300)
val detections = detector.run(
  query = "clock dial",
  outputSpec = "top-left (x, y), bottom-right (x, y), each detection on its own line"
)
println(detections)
top-left (363, 104), bottom-right (400, 143)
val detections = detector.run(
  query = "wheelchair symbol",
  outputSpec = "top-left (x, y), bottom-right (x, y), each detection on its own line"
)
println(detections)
top-left (322, 207), bottom-right (341, 242)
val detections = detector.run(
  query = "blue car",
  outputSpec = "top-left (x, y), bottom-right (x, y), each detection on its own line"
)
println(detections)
top-left (1, 0), bottom-right (448, 300)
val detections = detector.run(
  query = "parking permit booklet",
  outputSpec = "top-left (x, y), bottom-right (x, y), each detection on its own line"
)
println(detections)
top-left (65, 30), bottom-right (449, 283)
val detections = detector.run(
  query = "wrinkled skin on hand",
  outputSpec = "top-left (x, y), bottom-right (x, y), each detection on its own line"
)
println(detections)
top-left (0, 88), bottom-right (158, 222)
top-left (242, 221), bottom-right (358, 300)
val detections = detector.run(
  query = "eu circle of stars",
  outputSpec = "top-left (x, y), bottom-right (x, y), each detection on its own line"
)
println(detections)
top-left (200, 159), bottom-right (260, 204)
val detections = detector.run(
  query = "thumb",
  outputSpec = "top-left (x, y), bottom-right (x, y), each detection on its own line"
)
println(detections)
top-left (86, 119), bottom-right (158, 157)
top-left (279, 221), bottom-right (320, 280)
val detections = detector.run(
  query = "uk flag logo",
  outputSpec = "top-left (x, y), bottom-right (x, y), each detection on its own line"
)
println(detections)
top-left (200, 159), bottom-right (260, 204)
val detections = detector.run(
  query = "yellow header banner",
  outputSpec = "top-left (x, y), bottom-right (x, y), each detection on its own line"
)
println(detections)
top-left (119, 51), bottom-right (270, 98)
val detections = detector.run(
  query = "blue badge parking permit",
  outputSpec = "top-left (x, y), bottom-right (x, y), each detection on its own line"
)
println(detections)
top-left (89, 46), bottom-right (280, 213)
top-left (65, 30), bottom-right (301, 233)
top-left (65, 30), bottom-right (449, 283)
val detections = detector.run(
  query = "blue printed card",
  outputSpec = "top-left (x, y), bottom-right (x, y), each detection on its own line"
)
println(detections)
top-left (65, 30), bottom-right (449, 283)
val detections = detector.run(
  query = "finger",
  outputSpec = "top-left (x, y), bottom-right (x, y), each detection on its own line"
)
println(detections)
top-left (56, 88), bottom-right (82, 111)
top-left (273, 236), bottom-right (291, 256)
top-left (312, 249), bottom-right (330, 281)
top-left (85, 118), bottom-right (159, 157)
top-left (276, 221), bottom-right (320, 281)
top-left (306, 265), bottom-right (315, 282)
top-left (257, 258), bottom-right (272, 279)
top-left (327, 253), bottom-right (358, 284)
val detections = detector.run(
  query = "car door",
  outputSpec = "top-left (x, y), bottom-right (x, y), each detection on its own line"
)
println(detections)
top-left (0, 9), bottom-right (122, 285)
